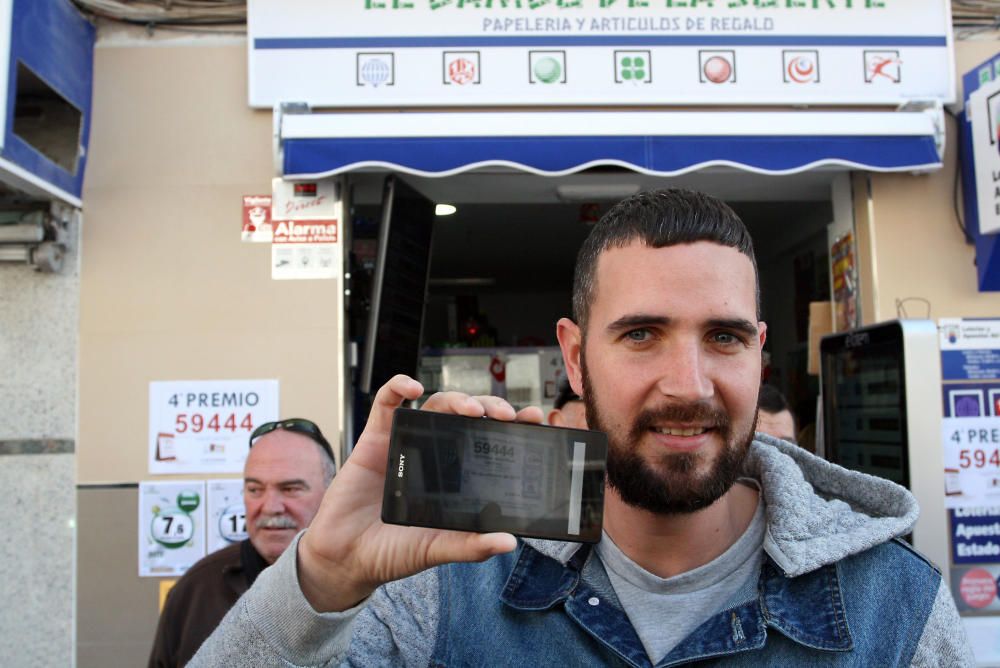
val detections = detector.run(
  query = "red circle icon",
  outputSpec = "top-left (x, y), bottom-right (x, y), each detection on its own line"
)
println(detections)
top-left (960, 568), bottom-right (997, 609)
top-left (787, 57), bottom-right (815, 83)
top-left (703, 56), bottom-right (732, 84)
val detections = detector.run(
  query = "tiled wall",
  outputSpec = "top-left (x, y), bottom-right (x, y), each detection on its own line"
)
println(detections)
top-left (0, 218), bottom-right (79, 667)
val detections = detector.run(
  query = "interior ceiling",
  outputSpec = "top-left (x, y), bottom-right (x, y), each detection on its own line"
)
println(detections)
top-left (428, 200), bottom-right (832, 292)
top-left (348, 168), bottom-right (835, 292)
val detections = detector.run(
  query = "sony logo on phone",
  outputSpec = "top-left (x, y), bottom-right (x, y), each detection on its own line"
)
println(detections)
top-left (397, 453), bottom-right (406, 478)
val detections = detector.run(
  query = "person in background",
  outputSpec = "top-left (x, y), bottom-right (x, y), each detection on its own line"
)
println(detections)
top-left (756, 384), bottom-right (797, 443)
top-left (547, 376), bottom-right (588, 429)
top-left (148, 418), bottom-right (336, 668)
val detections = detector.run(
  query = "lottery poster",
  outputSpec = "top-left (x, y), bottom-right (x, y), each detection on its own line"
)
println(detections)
top-left (207, 479), bottom-right (247, 554)
top-left (138, 481), bottom-right (207, 577)
top-left (940, 318), bottom-right (1000, 657)
top-left (148, 379), bottom-right (279, 474)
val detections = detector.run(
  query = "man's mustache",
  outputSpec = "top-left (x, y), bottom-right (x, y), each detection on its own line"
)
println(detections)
top-left (255, 514), bottom-right (298, 530)
top-left (630, 401), bottom-right (730, 440)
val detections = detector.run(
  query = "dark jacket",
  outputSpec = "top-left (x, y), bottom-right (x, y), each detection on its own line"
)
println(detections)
top-left (148, 540), bottom-right (268, 668)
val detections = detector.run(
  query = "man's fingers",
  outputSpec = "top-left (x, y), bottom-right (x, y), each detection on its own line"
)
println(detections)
top-left (472, 396), bottom-right (518, 421)
top-left (365, 375), bottom-right (424, 435)
top-left (421, 391), bottom-right (490, 418)
top-left (425, 531), bottom-right (518, 566)
top-left (515, 405), bottom-right (545, 425)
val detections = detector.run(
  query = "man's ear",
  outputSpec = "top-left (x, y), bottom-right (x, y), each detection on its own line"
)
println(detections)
top-left (556, 317), bottom-right (584, 398)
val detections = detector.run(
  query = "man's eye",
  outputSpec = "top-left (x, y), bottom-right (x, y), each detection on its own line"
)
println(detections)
top-left (245, 486), bottom-right (262, 496)
top-left (625, 329), bottom-right (651, 342)
top-left (712, 332), bottom-right (741, 345)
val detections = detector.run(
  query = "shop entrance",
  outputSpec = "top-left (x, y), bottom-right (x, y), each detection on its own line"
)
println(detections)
top-left (346, 169), bottom-right (838, 451)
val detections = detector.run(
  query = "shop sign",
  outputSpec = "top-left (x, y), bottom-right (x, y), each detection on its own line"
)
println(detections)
top-left (248, 0), bottom-right (953, 108)
top-left (148, 379), bottom-right (279, 475)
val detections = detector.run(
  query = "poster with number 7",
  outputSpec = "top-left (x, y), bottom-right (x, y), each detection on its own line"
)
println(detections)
top-left (139, 480), bottom-right (206, 577)
top-left (148, 379), bottom-right (279, 474)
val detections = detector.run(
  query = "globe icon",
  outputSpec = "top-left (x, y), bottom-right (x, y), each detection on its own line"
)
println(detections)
top-left (361, 58), bottom-right (391, 87)
top-left (533, 57), bottom-right (562, 84)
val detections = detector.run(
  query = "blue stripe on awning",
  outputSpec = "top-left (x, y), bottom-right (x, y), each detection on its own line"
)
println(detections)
top-left (256, 34), bottom-right (947, 49)
top-left (282, 134), bottom-right (942, 178)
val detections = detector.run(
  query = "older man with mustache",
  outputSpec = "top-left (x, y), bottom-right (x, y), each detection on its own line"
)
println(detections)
top-left (148, 418), bottom-right (335, 668)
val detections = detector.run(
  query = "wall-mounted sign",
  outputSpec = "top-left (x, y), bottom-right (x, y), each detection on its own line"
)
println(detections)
top-left (207, 479), bottom-right (247, 553)
top-left (138, 481), bottom-right (207, 577)
top-left (969, 77), bottom-right (1000, 235)
top-left (248, 0), bottom-right (953, 108)
top-left (148, 379), bottom-right (279, 474)
top-left (242, 194), bottom-right (273, 243)
top-left (271, 177), bottom-right (339, 221)
top-left (271, 218), bottom-right (339, 280)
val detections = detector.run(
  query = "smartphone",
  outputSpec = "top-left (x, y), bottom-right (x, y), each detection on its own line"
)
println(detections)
top-left (382, 407), bottom-right (608, 543)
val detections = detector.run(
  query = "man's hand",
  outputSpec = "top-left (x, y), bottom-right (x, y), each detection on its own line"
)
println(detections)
top-left (297, 374), bottom-right (543, 612)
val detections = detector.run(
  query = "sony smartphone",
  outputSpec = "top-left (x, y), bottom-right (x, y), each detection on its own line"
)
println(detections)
top-left (382, 407), bottom-right (608, 543)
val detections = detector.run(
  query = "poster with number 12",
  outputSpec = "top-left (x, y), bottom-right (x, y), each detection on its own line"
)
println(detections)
top-left (148, 379), bottom-right (279, 474)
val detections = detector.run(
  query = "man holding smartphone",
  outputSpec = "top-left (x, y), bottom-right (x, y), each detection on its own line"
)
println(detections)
top-left (192, 189), bottom-right (971, 666)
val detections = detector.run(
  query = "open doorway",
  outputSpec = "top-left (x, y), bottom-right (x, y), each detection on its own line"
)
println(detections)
top-left (347, 170), bottom-right (836, 449)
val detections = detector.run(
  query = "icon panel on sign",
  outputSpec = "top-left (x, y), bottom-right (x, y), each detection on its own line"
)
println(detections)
top-left (699, 50), bottom-right (736, 84)
top-left (357, 52), bottom-right (395, 87)
top-left (529, 50), bottom-right (567, 84)
top-left (614, 50), bottom-right (652, 84)
top-left (444, 51), bottom-right (481, 85)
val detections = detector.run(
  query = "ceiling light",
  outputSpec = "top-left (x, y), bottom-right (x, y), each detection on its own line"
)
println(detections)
top-left (555, 184), bottom-right (641, 202)
top-left (435, 204), bottom-right (457, 216)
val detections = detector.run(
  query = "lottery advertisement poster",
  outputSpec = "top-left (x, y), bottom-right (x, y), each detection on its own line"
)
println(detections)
top-left (138, 481), bottom-right (207, 577)
top-left (148, 379), bottom-right (279, 474)
top-left (207, 479), bottom-right (248, 554)
top-left (940, 318), bottom-right (1000, 661)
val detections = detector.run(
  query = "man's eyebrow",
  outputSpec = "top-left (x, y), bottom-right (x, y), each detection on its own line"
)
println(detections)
top-left (243, 478), bottom-right (310, 488)
top-left (605, 315), bottom-right (759, 337)
top-left (707, 318), bottom-right (759, 337)
top-left (605, 314), bottom-right (671, 333)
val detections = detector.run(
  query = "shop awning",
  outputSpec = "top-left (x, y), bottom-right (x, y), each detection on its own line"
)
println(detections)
top-left (278, 109), bottom-right (943, 180)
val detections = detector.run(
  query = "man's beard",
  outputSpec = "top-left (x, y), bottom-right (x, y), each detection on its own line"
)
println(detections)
top-left (581, 350), bottom-right (756, 515)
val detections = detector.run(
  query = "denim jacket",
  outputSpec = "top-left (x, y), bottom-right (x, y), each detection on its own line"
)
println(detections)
top-left (192, 436), bottom-right (973, 667)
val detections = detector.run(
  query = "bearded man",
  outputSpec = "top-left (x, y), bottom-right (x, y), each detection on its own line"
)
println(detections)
top-left (192, 189), bottom-right (971, 666)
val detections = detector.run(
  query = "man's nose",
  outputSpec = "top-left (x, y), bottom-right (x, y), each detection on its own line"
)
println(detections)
top-left (261, 488), bottom-right (286, 513)
top-left (654, 339), bottom-right (714, 402)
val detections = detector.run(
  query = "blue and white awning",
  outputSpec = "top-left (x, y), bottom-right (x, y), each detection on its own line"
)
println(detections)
top-left (278, 109), bottom-right (943, 180)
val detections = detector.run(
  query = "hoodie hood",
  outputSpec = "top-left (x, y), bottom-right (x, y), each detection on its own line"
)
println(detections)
top-left (525, 435), bottom-right (919, 578)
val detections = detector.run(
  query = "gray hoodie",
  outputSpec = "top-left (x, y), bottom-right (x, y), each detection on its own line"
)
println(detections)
top-left (191, 436), bottom-right (974, 667)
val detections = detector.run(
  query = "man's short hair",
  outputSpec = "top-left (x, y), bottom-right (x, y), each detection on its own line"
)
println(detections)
top-left (553, 377), bottom-right (581, 410)
top-left (758, 384), bottom-right (791, 415)
top-left (571, 188), bottom-right (759, 331)
top-left (249, 418), bottom-right (336, 486)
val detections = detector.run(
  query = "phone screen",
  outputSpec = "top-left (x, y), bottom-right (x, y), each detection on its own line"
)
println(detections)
top-left (382, 408), bottom-right (608, 543)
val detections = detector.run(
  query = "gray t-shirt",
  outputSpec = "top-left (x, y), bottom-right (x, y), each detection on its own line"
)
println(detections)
top-left (595, 491), bottom-right (766, 663)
